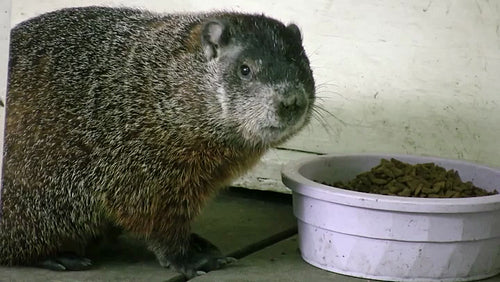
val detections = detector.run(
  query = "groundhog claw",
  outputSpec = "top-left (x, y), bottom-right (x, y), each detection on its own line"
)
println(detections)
top-left (218, 257), bottom-right (237, 266)
top-left (38, 252), bottom-right (92, 271)
top-left (196, 270), bottom-right (207, 276)
top-left (162, 233), bottom-right (236, 278)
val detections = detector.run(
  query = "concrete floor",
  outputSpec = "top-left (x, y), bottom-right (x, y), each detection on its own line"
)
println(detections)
top-left (1, 188), bottom-right (499, 282)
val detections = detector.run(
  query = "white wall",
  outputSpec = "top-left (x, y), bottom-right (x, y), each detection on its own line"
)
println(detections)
top-left (8, 0), bottom-right (500, 192)
top-left (0, 0), bottom-right (11, 200)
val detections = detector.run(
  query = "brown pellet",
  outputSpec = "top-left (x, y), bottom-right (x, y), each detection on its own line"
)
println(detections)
top-left (324, 158), bottom-right (498, 198)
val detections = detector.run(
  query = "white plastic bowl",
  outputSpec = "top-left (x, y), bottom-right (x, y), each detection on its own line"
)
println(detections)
top-left (281, 153), bottom-right (500, 282)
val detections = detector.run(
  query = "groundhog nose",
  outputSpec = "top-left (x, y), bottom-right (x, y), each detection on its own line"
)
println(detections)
top-left (284, 88), bottom-right (308, 108)
top-left (281, 95), bottom-right (301, 110)
top-left (277, 91), bottom-right (308, 123)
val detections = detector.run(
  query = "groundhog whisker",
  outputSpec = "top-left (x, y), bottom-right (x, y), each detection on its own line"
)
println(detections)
top-left (313, 104), bottom-right (347, 126)
top-left (308, 106), bottom-right (336, 137)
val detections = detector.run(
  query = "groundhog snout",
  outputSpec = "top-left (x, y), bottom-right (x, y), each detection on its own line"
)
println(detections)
top-left (276, 88), bottom-right (309, 125)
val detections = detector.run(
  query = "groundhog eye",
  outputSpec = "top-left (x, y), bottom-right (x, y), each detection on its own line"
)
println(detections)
top-left (240, 64), bottom-right (251, 77)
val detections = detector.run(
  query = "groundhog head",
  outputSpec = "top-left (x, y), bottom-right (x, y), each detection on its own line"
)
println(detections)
top-left (201, 14), bottom-right (315, 147)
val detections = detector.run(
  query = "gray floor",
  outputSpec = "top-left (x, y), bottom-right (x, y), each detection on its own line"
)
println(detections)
top-left (1, 188), bottom-right (499, 282)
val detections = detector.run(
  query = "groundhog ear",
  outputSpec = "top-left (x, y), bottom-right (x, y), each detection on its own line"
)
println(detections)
top-left (286, 23), bottom-right (302, 44)
top-left (201, 20), bottom-right (229, 60)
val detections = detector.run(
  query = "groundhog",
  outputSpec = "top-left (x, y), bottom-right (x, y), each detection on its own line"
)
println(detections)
top-left (1, 6), bottom-right (315, 278)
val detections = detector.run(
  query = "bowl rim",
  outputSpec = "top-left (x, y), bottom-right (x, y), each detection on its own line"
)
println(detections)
top-left (281, 153), bottom-right (500, 213)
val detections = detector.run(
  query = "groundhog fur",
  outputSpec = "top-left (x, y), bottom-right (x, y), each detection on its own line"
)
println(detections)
top-left (1, 6), bottom-right (315, 278)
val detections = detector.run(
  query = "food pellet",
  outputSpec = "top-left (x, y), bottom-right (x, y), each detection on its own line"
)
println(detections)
top-left (326, 158), bottom-right (498, 198)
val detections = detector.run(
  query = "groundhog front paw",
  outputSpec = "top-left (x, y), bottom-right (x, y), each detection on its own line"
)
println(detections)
top-left (162, 233), bottom-right (236, 278)
top-left (37, 252), bottom-right (92, 271)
